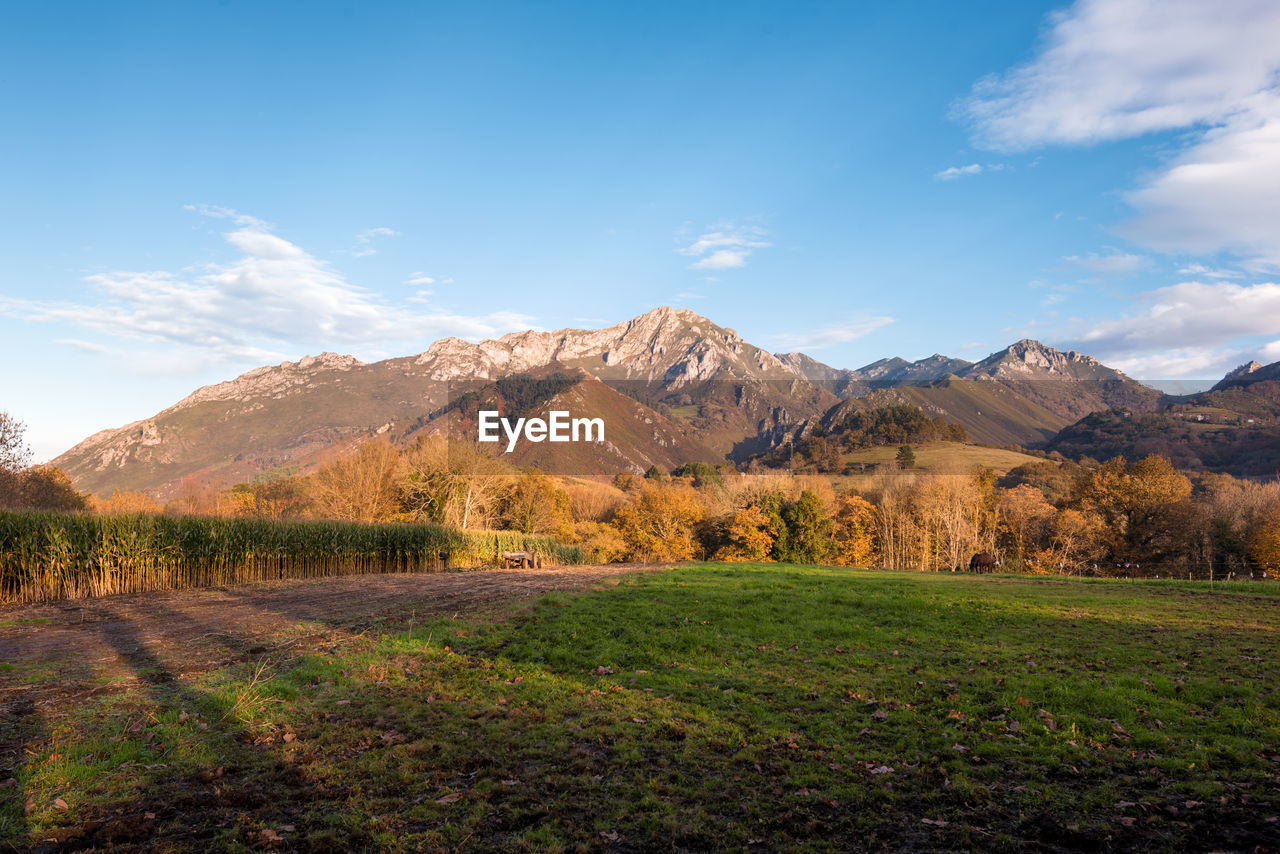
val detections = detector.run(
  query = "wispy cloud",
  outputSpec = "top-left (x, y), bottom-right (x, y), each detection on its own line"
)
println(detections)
top-left (955, 0), bottom-right (1280, 268)
top-left (1062, 251), bottom-right (1151, 276)
top-left (770, 316), bottom-right (894, 351)
top-left (677, 224), bottom-right (771, 270)
top-left (1177, 263), bottom-right (1241, 279)
top-left (352, 226), bottom-right (400, 257)
top-left (0, 207), bottom-right (534, 371)
top-left (406, 271), bottom-right (436, 286)
top-left (935, 163), bottom-right (983, 181)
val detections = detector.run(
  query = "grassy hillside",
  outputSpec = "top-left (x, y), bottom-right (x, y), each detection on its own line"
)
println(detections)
top-left (6, 564), bottom-right (1276, 851)
top-left (835, 441), bottom-right (1045, 475)
top-left (847, 378), bottom-right (1072, 447)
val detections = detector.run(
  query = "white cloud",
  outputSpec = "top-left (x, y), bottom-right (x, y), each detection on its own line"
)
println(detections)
top-left (406, 272), bottom-right (436, 286)
top-left (1062, 251), bottom-right (1151, 276)
top-left (770, 316), bottom-right (895, 351)
top-left (1063, 279), bottom-right (1280, 375)
top-left (0, 207), bottom-right (535, 371)
top-left (957, 0), bottom-right (1280, 150)
top-left (1177, 263), bottom-right (1241, 279)
top-left (1121, 99), bottom-right (1280, 266)
top-left (935, 163), bottom-right (982, 181)
top-left (677, 225), bottom-right (770, 270)
top-left (956, 0), bottom-right (1280, 268)
top-left (352, 226), bottom-right (401, 257)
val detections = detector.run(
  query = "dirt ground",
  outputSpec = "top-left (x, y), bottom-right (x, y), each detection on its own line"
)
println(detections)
top-left (0, 564), bottom-right (666, 770)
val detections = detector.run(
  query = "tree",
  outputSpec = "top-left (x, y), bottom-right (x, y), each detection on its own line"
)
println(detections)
top-left (710, 506), bottom-right (776, 562)
top-left (18, 466), bottom-right (89, 512)
top-left (672, 461), bottom-right (723, 488)
top-left (310, 440), bottom-right (400, 522)
top-left (896, 445), bottom-right (916, 470)
top-left (778, 490), bottom-right (835, 565)
top-left (1074, 454), bottom-right (1192, 564)
top-left (500, 471), bottom-right (573, 538)
top-left (94, 490), bottom-right (162, 515)
top-left (611, 482), bottom-right (706, 561)
top-left (1248, 502), bottom-right (1280, 570)
top-left (398, 436), bottom-right (510, 529)
top-left (0, 410), bottom-right (32, 473)
top-left (832, 493), bottom-right (877, 567)
top-left (998, 485), bottom-right (1056, 570)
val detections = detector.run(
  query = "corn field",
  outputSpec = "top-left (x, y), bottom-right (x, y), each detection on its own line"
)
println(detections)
top-left (0, 511), bottom-right (587, 604)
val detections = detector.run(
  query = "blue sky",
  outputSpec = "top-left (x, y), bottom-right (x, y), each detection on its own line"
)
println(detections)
top-left (4, 0), bottom-right (1280, 460)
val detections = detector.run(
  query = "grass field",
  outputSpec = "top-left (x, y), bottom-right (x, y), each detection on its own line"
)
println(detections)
top-left (2, 564), bottom-right (1278, 851)
top-left (833, 441), bottom-right (1045, 476)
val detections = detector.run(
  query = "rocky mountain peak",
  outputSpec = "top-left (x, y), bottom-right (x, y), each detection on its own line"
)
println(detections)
top-left (1224, 360), bottom-right (1264, 381)
top-left (1211, 359), bottom-right (1280, 391)
top-left (171, 351), bottom-right (364, 411)
top-left (969, 339), bottom-right (1103, 377)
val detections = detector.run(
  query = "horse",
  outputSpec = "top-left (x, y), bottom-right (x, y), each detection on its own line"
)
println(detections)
top-left (969, 552), bottom-right (996, 573)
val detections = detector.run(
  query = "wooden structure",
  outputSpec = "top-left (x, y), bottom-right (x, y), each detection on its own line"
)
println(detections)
top-left (503, 549), bottom-right (542, 569)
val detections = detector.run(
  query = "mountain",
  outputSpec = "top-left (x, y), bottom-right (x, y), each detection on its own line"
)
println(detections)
top-left (1212, 358), bottom-right (1280, 393)
top-left (854, 353), bottom-right (973, 385)
top-left (953, 339), bottom-right (1162, 421)
top-left (54, 308), bottom-right (834, 498)
top-left (776, 352), bottom-right (972, 397)
top-left (55, 309), bottom-right (1186, 498)
top-left (1043, 358), bottom-right (1280, 476)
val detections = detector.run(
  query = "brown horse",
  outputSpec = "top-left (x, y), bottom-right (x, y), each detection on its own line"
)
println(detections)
top-left (969, 552), bottom-right (996, 573)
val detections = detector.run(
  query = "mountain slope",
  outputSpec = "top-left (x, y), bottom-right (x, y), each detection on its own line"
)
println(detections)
top-left (53, 308), bottom-right (833, 498)
top-left (954, 339), bottom-right (1162, 421)
top-left (411, 368), bottom-right (720, 474)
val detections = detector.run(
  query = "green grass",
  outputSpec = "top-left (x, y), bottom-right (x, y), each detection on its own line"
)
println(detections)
top-left (3, 565), bottom-right (1278, 851)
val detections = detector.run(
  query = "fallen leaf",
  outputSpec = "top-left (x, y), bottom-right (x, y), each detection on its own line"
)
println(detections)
top-left (921, 817), bottom-right (948, 827)
top-left (53, 798), bottom-right (69, 812)
top-left (282, 732), bottom-right (296, 743)
top-left (435, 792), bottom-right (465, 804)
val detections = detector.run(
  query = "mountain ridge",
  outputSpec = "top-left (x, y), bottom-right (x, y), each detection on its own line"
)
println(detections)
top-left (52, 308), bottom-right (1174, 497)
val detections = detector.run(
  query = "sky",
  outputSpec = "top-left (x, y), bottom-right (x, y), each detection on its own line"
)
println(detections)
top-left (4, 0), bottom-right (1280, 461)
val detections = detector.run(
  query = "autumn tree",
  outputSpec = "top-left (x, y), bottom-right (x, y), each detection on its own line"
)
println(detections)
top-left (998, 485), bottom-right (1056, 570)
top-left (17, 466), bottom-right (89, 513)
top-left (500, 471), bottom-right (573, 538)
top-left (398, 436), bottom-right (510, 529)
top-left (832, 493), bottom-right (877, 567)
top-left (1074, 454), bottom-right (1192, 564)
top-left (1248, 501), bottom-right (1280, 571)
top-left (708, 506), bottom-right (776, 562)
top-left (94, 490), bottom-right (163, 515)
top-left (310, 440), bottom-right (400, 522)
top-left (611, 481), bottom-right (707, 561)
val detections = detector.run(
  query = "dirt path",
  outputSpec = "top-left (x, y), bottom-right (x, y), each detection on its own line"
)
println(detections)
top-left (0, 564), bottom-right (667, 740)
